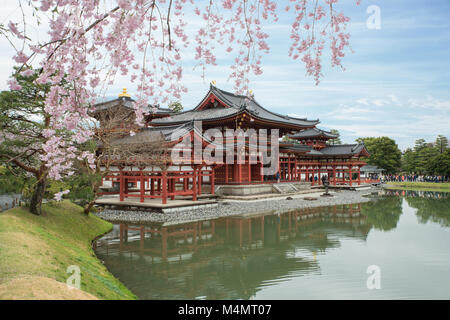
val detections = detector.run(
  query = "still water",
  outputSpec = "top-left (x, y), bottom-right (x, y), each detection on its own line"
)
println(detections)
top-left (94, 191), bottom-right (450, 299)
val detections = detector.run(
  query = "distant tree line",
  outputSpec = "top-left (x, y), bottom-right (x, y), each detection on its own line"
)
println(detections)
top-left (402, 136), bottom-right (449, 176)
top-left (356, 135), bottom-right (449, 177)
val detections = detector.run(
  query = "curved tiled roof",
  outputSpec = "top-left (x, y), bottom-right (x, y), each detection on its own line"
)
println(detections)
top-left (111, 121), bottom-right (232, 151)
top-left (93, 97), bottom-right (172, 116)
top-left (151, 85), bottom-right (319, 128)
top-left (280, 143), bottom-right (369, 158)
top-left (319, 144), bottom-right (368, 156)
top-left (289, 128), bottom-right (338, 140)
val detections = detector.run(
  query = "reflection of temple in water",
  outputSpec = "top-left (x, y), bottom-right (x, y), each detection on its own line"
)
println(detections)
top-left (95, 204), bottom-right (370, 300)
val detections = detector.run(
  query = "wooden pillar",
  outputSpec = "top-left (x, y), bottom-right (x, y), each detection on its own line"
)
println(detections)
top-left (238, 163), bottom-right (242, 183)
top-left (349, 165), bottom-right (353, 186)
top-left (161, 171), bottom-right (168, 204)
top-left (288, 155), bottom-right (291, 181)
top-left (211, 169), bottom-right (215, 195)
top-left (124, 174), bottom-right (129, 196)
top-left (318, 166), bottom-right (322, 185)
top-left (192, 167), bottom-right (197, 201)
top-left (225, 163), bottom-right (229, 184)
top-left (260, 161), bottom-right (264, 182)
top-left (333, 165), bottom-right (336, 186)
top-left (119, 169), bottom-right (124, 201)
top-left (140, 171), bottom-right (145, 203)
top-left (197, 166), bottom-right (202, 195)
top-left (358, 166), bottom-right (361, 185)
top-left (170, 178), bottom-right (175, 200)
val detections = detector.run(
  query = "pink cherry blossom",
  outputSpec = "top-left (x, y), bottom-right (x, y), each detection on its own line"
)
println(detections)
top-left (2, 0), bottom-right (361, 191)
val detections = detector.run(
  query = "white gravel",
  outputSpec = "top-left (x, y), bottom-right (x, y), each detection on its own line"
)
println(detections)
top-left (93, 188), bottom-right (379, 224)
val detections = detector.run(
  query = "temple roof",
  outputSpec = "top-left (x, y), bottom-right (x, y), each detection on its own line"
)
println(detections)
top-left (360, 165), bottom-right (385, 173)
top-left (289, 128), bottom-right (338, 140)
top-left (279, 144), bottom-right (314, 154)
top-left (319, 144), bottom-right (369, 156)
top-left (280, 143), bottom-right (369, 158)
top-left (110, 121), bottom-right (231, 151)
top-left (92, 96), bottom-right (173, 117)
top-left (150, 85), bottom-right (319, 128)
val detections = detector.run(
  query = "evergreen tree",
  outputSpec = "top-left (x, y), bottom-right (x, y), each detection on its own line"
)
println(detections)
top-left (435, 135), bottom-right (448, 154)
top-left (327, 129), bottom-right (342, 145)
top-left (168, 101), bottom-right (183, 113)
top-left (356, 137), bottom-right (402, 174)
top-left (426, 149), bottom-right (450, 177)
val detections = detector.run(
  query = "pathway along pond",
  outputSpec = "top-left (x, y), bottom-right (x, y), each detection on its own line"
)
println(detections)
top-left (94, 190), bottom-right (450, 299)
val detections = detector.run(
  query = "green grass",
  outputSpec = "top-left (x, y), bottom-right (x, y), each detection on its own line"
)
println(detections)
top-left (0, 201), bottom-right (136, 300)
top-left (385, 182), bottom-right (450, 192)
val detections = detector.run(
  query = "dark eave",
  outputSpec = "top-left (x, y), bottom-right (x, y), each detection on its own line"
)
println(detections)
top-left (304, 143), bottom-right (369, 157)
top-left (289, 128), bottom-right (338, 140)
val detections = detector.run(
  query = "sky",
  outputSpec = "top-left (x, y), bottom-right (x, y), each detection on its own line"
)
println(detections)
top-left (1, 0), bottom-right (449, 151)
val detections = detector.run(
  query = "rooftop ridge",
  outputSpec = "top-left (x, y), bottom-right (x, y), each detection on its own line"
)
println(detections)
top-left (213, 86), bottom-right (320, 123)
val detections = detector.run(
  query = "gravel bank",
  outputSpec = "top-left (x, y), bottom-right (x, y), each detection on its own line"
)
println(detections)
top-left (94, 188), bottom-right (379, 224)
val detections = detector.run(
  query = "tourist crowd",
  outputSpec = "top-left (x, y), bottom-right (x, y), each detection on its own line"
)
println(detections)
top-left (381, 174), bottom-right (449, 183)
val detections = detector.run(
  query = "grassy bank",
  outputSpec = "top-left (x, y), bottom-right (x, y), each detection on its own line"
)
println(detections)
top-left (0, 201), bottom-right (136, 300)
top-left (385, 182), bottom-right (450, 192)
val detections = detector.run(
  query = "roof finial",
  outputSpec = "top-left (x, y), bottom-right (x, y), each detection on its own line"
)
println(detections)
top-left (211, 80), bottom-right (216, 86)
top-left (119, 88), bottom-right (131, 98)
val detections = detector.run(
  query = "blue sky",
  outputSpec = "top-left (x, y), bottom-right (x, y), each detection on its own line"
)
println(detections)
top-left (1, 0), bottom-right (449, 150)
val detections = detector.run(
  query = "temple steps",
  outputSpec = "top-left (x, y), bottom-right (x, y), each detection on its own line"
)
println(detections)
top-left (273, 183), bottom-right (298, 194)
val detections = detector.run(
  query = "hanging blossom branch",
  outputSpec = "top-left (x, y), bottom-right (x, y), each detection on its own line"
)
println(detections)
top-left (286, 0), bottom-right (361, 85)
top-left (2, 0), bottom-right (360, 184)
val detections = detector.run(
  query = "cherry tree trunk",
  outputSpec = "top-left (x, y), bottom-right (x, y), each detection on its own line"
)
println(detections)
top-left (29, 178), bottom-right (47, 216)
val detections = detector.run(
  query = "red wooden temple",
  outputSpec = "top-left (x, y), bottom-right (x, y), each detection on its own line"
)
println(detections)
top-left (94, 85), bottom-right (370, 204)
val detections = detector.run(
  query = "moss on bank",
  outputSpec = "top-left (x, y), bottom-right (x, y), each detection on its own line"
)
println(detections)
top-left (385, 182), bottom-right (450, 193)
top-left (0, 201), bottom-right (136, 300)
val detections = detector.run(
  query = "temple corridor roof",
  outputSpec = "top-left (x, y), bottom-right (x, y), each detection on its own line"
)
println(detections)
top-left (280, 143), bottom-right (369, 158)
top-left (289, 128), bottom-right (338, 140)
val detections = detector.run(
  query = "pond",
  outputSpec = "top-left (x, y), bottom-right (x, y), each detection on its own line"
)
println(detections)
top-left (94, 191), bottom-right (450, 300)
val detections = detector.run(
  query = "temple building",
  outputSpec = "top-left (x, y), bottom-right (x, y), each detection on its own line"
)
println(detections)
top-left (94, 84), bottom-right (370, 204)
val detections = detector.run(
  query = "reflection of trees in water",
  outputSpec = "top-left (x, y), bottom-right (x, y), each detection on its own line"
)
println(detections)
top-left (406, 197), bottom-right (450, 227)
top-left (382, 189), bottom-right (450, 227)
top-left (361, 197), bottom-right (403, 231)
